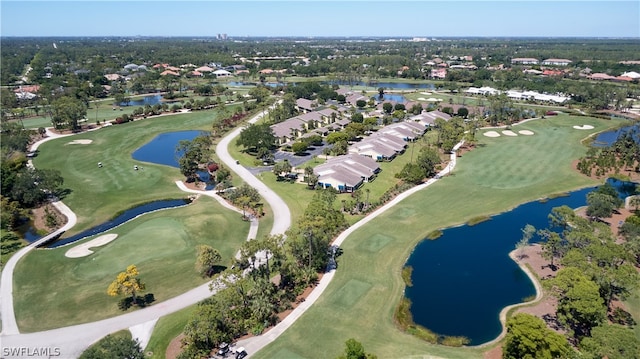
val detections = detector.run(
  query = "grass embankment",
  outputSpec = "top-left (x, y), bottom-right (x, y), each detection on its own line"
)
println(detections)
top-left (13, 197), bottom-right (249, 332)
top-left (253, 114), bottom-right (618, 359)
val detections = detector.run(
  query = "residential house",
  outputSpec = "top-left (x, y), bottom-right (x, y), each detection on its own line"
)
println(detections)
top-left (271, 118), bottom-right (306, 145)
top-left (379, 121), bottom-right (426, 141)
top-left (348, 140), bottom-right (398, 161)
top-left (160, 70), bottom-right (180, 76)
top-left (315, 167), bottom-right (364, 192)
top-left (314, 154), bottom-right (381, 192)
top-left (104, 73), bottom-right (122, 81)
top-left (213, 69), bottom-right (233, 77)
top-left (430, 68), bottom-right (447, 79)
top-left (296, 98), bottom-right (317, 113)
top-left (195, 66), bottom-right (215, 73)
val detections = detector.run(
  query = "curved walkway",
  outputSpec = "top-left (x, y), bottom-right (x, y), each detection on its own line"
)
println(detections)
top-left (215, 101), bottom-right (290, 236)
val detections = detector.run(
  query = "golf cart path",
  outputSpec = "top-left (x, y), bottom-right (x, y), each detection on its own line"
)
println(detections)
top-left (0, 107), bottom-right (279, 358)
top-left (234, 145), bottom-right (461, 357)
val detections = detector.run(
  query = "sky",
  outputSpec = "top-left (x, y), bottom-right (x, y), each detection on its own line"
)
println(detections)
top-left (1, 1), bottom-right (639, 38)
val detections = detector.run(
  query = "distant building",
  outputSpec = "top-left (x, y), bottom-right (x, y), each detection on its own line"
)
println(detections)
top-left (511, 58), bottom-right (539, 65)
top-left (542, 58), bottom-right (572, 66)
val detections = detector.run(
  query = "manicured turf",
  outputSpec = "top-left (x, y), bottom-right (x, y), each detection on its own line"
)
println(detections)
top-left (253, 115), bottom-right (619, 359)
top-left (13, 197), bottom-right (250, 332)
top-left (146, 306), bottom-right (195, 359)
top-left (32, 109), bottom-right (237, 235)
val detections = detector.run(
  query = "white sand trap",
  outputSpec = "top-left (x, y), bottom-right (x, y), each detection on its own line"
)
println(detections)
top-left (65, 234), bottom-right (118, 258)
top-left (68, 139), bottom-right (93, 145)
top-left (483, 131), bottom-right (501, 137)
top-left (573, 125), bottom-right (595, 130)
top-left (502, 130), bottom-right (518, 136)
top-left (420, 92), bottom-right (432, 95)
top-left (418, 97), bottom-right (427, 101)
top-left (519, 130), bottom-right (535, 135)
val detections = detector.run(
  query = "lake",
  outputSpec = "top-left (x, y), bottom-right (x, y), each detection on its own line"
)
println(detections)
top-left (404, 178), bottom-right (635, 345)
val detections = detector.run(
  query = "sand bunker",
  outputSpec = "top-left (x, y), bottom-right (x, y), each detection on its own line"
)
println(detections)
top-left (483, 131), bottom-right (500, 137)
top-left (573, 125), bottom-right (594, 130)
top-left (418, 97), bottom-right (427, 101)
top-left (68, 139), bottom-right (93, 145)
top-left (502, 130), bottom-right (518, 136)
top-left (65, 234), bottom-right (118, 258)
top-left (420, 92), bottom-right (432, 95)
top-left (518, 130), bottom-right (535, 135)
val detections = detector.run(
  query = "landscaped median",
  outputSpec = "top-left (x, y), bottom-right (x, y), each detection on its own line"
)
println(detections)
top-left (252, 115), bottom-right (617, 358)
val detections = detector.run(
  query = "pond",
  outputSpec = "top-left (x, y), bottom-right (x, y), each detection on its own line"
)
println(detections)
top-left (404, 179), bottom-right (635, 345)
top-left (374, 94), bottom-right (406, 102)
top-left (119, 94), bottom-right (164, 107)
top-left (132, 130), bottom-right (214, 189)
top-left (592, 122), bottom-right (640, 147)
top-left (45, 199), bottom-right (191, 248)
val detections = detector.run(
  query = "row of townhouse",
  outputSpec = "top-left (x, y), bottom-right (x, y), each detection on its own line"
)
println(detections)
top-left (271, 105), bottom-right (351, 146)
top-left (313, 119), bottom-right (432, 192)
top-left (314, 154), bottom-right (381, 192)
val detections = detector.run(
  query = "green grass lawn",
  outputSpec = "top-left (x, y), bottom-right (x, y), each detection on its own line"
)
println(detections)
top-left (13, 196), bottom-right (250, 332)
top-left (146, 306), bottom-right (195, 359)
top-left (32, 109), bottom-right (225, 235)
top-left (253, 114), bottom-right (618, 359)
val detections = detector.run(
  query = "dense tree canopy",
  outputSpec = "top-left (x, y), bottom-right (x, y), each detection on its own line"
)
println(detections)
top-left (80, 335), bottom-right (144, 359)
top-left (503, 313), bottom-right (572, 359)
top-left (236, 123), bottom-right (276, 153)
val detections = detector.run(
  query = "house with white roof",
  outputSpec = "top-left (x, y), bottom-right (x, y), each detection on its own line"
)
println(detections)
top-left (213, 69), bottom-right (233, 77)
top-left (314, 154), bottom-right (381, 192)
top-left (621, 71), bottom-right (640, 79)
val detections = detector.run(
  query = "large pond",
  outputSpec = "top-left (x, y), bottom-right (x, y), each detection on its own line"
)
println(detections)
top-left (404, 179), bottom-right (635, 345)
top-left (132, 130), bottom-right (214, 188)
top-left (119, 94), bottom-right (164, 107)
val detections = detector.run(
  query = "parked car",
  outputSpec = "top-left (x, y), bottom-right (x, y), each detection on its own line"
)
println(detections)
top-left (235, 347), bottom-right (247, 359)
top-left (217, 342), bottom-right (229, 356)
